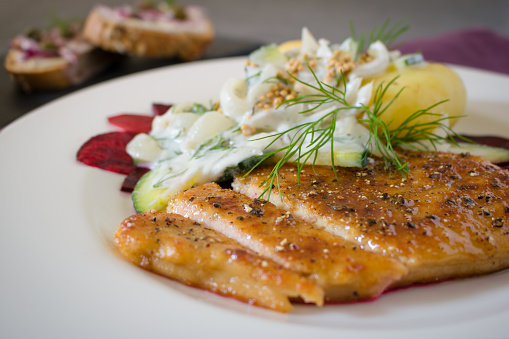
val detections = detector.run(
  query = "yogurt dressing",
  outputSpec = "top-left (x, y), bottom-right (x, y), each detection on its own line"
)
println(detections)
top-left (126, 27), bottom-right (419, 198)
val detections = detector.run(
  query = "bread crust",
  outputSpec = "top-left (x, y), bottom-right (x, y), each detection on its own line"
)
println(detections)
top-left (82, 7), bottom-right (214, 60)
top-left (5, 48), bottom-right (117, 92)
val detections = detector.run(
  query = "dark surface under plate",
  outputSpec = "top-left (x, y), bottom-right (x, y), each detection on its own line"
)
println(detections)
top-left (0, 36), bottom-right (262, 129)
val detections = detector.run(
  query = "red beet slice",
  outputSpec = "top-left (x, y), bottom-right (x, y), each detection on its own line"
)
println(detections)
top-left (497, 162), bottom-right (509, 170)
top-left (121, 167), bottom-right (150, 192)
top-left (152, 103), bottom-right (173, 116)
top-left (108, 114), bottom-right (154, 134)
top-left (77, 132), bottom-right (137, 175)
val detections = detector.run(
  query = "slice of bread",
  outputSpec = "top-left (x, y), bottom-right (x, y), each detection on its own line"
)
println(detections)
top-left (82, 4), bottom-right (214, 61)
top-left (5, 23), bottom-right (118, 93)
top-left (5, 41), bottom-right (117, 92)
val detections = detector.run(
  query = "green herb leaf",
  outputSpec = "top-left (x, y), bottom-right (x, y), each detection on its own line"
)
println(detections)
top-left (190, 103), bottom-right (209, 115)
top-left (350, 19), bottom-right (408, 60)
top-left (246, 66), bottom-right (460, 200)
top-left (48, 16), bottom-right (79, 38)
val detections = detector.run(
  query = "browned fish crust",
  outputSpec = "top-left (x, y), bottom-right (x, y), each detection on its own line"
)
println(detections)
top-left (168, 183), bottom-right (407, 302)
top-left (115, 212), bottom-right (324, 312)
top-left (233, 151), bottom-right (509, 287)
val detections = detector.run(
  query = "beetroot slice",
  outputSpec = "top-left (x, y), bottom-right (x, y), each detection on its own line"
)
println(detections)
top-left (77, 132), bottom-right (137, 175)
top-left (121, 167), bottom-right (150, 192)
top-left (152, 103), bottom-right (173, 116)
top-left (108, 114), bottom-right (154, 134)
top-left (496, 162), bottom-right (509, 170)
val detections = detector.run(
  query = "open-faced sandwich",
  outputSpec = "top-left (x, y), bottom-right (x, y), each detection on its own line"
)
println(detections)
top-left (82, 0), bottom-right (214, 60)
top-left (5, 1), bottom-right (214, 91)
top-left (78, 24), bottom-right (509, 313)
top-left (5, 20), bottom-right (118, 92)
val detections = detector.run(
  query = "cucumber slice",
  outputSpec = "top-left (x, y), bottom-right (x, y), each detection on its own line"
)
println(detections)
top-left (447, 142), bottom-right (509, 163)
top-left (391, 53), bottom-right (424, 69)
top-left (305, 140), bottom-right (368, 168)
top-left (132, 156), bottom-right (263, 213)
top-left (132, 168), bottom-right (169, 213)
top-left (248, 44), bottom-right (287, 68)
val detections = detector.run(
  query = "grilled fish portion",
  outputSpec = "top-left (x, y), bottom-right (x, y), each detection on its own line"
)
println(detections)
top-left (115, 212), bottom-right (324, 312)
top-left (233, 152), bottom-right (509, 287)
top-left (168, 183), bottom-right (407, 302)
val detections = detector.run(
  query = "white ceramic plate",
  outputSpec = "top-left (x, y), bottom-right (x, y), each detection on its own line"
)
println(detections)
top-left (1, 57), bottom-right (509, 339)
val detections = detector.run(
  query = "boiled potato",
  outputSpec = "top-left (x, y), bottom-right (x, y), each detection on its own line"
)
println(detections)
top-left (278, 39), bottom-right (302, 53)
top-left (363, 63), bottom-right (466, 131)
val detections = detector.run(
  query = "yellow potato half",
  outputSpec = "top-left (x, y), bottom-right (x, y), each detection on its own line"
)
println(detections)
top-left (364, 63), bottom-right (467, 132)
top-left (278, 40), bottom-right (302, 53)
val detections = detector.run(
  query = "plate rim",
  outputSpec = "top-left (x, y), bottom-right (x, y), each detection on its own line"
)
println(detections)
top-left (1, 56), bottom-right (509, 339)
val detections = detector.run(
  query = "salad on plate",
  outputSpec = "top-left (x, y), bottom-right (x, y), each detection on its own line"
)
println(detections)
top-left (77, 23), bottom-right (509, 313)
top-left (115, 25), bottom-right (482, 212)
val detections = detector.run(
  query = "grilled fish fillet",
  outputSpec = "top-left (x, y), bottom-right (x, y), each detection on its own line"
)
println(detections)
top-left (168, 183), bottom-right (407, 302)
top-left (115, 212), bottom-right (324, 312)
top-left (233, 151), bottom-right (509, 287)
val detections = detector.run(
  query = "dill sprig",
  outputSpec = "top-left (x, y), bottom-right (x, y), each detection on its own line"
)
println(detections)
top-left (350, 19), bottom-right (408, 60)
top-left (245, 68), bottom-right (365, 200)
top-left (246, 66), bottom-right (461, 200)
top-left (359, 77), bottom-right (409, 173)
top-left (360, 76), bottom-right (465, 174)
top-left (245, 70), bottom-right (354, 200)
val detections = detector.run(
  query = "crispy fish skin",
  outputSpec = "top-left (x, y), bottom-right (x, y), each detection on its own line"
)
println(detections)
top-left (233, 152), bottom-right (509, 287)
top-left (168, 183), bottom-right (407, 302)
top-left (115, 212), bottom-right (324, 312)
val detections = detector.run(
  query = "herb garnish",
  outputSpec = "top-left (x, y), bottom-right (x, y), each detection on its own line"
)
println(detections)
top-left (350, 19), bottom-right (408, 60)
top-left (245, 67), bottom-right (462, 200)
top-left (154, 168), bottom-right (188, 187)
top-left (360, 76), bottom-right (464, 174)
top-left (48, 16), bottom-right (79, 38)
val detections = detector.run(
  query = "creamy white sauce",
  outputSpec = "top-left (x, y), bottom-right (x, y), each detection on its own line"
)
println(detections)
top-left (127, 27), bottom-right (422, 197)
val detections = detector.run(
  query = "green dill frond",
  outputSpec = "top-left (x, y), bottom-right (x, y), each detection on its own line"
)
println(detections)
top-left (192, 134), bottom-right (231, 159)
top-left (245, 69), bottom-right (262, 82)
top-left (245, 67), bottom-right (356, 200)
top-left (154, 168), bottom-right (187, 187)
top-left (246, 65), bottom-right (460, 199)
top-left (360, 78), bottom-right (465, 176)
top-left (263, 74), bottom-right (293, 87)
top-left (350, 19), bottom-right (408, 60)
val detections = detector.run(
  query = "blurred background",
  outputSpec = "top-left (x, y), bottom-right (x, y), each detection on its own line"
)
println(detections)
top-left (2, 0), bottom-right (509, 47)
top-left (1, 0), bottom-right (509, 127)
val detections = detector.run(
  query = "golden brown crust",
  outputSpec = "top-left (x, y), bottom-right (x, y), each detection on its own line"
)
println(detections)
top-left (233, 152), bottom-right (509, 288)
top-left (82, 8), bottom-right (214, 60)
top-left (115, 212), bottom-right (324, 312)
top-left (168, 183), bottom-right (407, 302)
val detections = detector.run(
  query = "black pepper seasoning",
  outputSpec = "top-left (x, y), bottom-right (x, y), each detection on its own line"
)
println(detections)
top-left (493, 218), bottom-right (504, 228)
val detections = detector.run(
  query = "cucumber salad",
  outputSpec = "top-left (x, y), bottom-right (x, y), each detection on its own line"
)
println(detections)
top-left (126, 27), bottom-right (461, 212)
